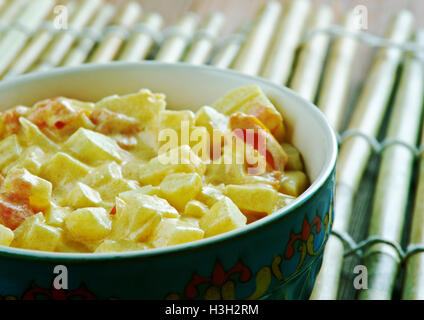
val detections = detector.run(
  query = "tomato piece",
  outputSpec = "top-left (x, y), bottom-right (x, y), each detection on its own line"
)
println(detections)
top-left (28, 98), bottom-right (92, 139)
top-left (233, 128), bottom-right (276, 171)
top-left (109, 205), bottom-right (116, 215)
top-left (0, 198), bottom-right (34, 230)
top-left (1, 106), bottom-right (30, 137)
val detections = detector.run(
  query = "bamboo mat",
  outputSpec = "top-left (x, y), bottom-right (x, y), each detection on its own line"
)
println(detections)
top-left (1, 0), bottom-right (424, 300)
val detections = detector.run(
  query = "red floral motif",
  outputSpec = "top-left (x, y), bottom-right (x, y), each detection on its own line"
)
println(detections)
top-left (285, 215), bottom-right (322, 259)
top-left (185, 260), bottom-right (251, 298)
top-left (22, 282), bottom-right (95, 300)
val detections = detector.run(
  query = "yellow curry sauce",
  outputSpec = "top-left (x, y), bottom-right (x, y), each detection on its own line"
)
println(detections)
top-left (0, 85), bottom-right (309, 253)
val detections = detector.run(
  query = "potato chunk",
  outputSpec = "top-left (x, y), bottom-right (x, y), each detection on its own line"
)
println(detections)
top-left (65, 207), bottom-right (112, 242)
top-left (40, 152), bottom-right (90, 185)
top-left (2, 168), bottom-right (52, 212)
top-left (95, 89), bottom-right (165, 129)
top-left (6, 146), bottom-right (45, 175)
top-left (118, 191), bottom-right (179, 219)
top-left (13, 213), bottom-right (61, 251)
top-left (64, 128), bottom-right (123, 165)
top-left (0, 224), bottom-right (14, 246)
top-left (183, 200), bottom-right (208, 218)
top-left (273, 193), bottom-right (296, 212)
top-left (110, 196), bottom-right (164, 242)
top-left (46, 204), bottom-right (71, 227)
top-left (279, 171), bottom-right (309, 197)
top-left (62, 182), bottom-right (102, 208)
top-left (212, 85), bottom-right (284, 140)
top-left (225, 184), bottom-right (278, 214)
top-left (0, 135), bottom-right (21, 171)
top-left (83, 161), bottom-right (122, 187)
top-left (195, 106), bottom-right (229, 136)
top-left (19, 117), bottom-right (59, 152)
top-left (159, 110), bottom-right (195, 128)
top-left (196, 185), bottom-right (225, 207)
top-left (152, 218), bottom-right (204, 248)
top-left (138, 145), bottom-right (205, 185)
top-left (138, 185), bottom-right (162, 196)
top-left (199, 197), bottom-right (246, 237)
top-left (160, 173), bottom-right (202, 211)
top-left (282, 143), bottom-right (304, 171)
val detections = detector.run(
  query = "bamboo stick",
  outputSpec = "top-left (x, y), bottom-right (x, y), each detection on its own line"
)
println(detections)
top-left (155, 12), bottom-right (198, 63)
top-left (0, 0), bottom-right (54, 76)
top-left (210, 31), bottom-right (244, 69)
top-left (4, 1), bottom-right (78, 78)
top-left (89, 1), bottom-right (142, 63)
top-left (0, 0), bottom-right (7, 17)
top-left (0, 0), bottom-right (28, 27)
top-left (231, 1), bottom-right (281, 75)
top-left (32, 0), bottom-right (102, 71)
top-left (118, 12), bottom-right (163, 62)
top-left (62, 3), bottom-right (116, 66)
top-left (316, 10), bottom-right (360, 131)
top-left (311, 10), bottom-right (414, 300)
top-left (358, 31), bottom-right (424, 300)
top-left (289, 4), bottom-right (333, 102)
top-left (260, 0), bottom-right (311, 85)
top-left (401, 31), bottom-right (424, 301)
top-left (183, 12), bottom-right (224, 65)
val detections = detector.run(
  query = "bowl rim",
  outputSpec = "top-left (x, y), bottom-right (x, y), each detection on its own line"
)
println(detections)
top-left (0, 61), bottom-right (338, 261)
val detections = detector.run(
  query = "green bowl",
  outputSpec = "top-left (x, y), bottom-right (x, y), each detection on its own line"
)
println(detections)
top-left (0, 62), bottom-right (337, 300)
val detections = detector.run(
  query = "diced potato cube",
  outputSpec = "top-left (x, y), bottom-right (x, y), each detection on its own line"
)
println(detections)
top-left (13, 213), bottom-right (61, 251)
top-left (139, 145), bottom-right (205, 185)
top-left (46, 204), bottom-right (71, 227)
top-left (158, 110), bottom-right (199, 148)
top-left (0, 224), bottom-right (14, 246)
top-left (56, 232), bottom-right (91, 253)
top-left (64, 128), bottom-right (123, 165)
top-left (2, 168), bottom-right (52, 212)
top-left (195, 106), bottom-right (229, 136)
top-left (212, 85), bottom-right (284, 140)
top-left (273, 193), bottom-right (296, 212)
top-left (7, 146), bottom-right (45, 175)
top-left (40, 152), bottom-right (90, 185)
top-left (119, 191), bottom-right (179, 218)
top-left (122, 159), bottom-right (148, 180)
top-left (199, 197), bottom-right (246, 237)
top-left (97, 178), bottom-right (139, 202)
top-left (83, 161), bottom-right (122, 187)
top-left (110, 197), bottom-right (162, 242)
top-left (95, 89), bottom-right (166, 129)
top-left (65, 207), bottom-right (112, 242)
top-left (82, 161), bottom-right (138, 201)
top-left (0, 135), bottom-right (21, 171)
top-left (62, 182), bottom-right (102, 208)
top-left (95, 239), bottom-right (149, 253)
top-left (152, 218), bottom-right (204, 248)
top-left (138, 185), bottom-right (162, 196)
top-left (282, 143), bottom-right (304, 171)
top-left (19, 117), bottom-right (59, 152)
top-left (225, 184), bottom-right (278, 214)
top-left (279, 171), bottom-right (309, 197)
top-left (159, 110), bottom-right (195, 129)
top-left (196, 185), bottom-right (225, 207)
top-left (183, 200), bottom-right (208, 218)
top-left (160, 173), bottom-right (202, 211)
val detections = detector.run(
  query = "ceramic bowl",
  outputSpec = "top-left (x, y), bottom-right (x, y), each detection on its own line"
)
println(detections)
top-left (0, 62), bottom-right (337, 300)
